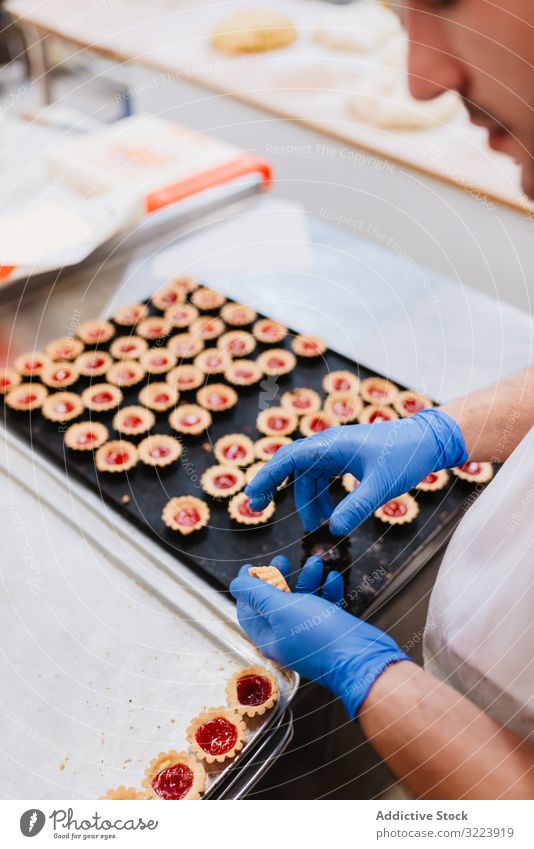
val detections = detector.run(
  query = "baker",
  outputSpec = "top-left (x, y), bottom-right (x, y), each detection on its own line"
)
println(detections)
top-left (230, 1), bottom-right (534, 799)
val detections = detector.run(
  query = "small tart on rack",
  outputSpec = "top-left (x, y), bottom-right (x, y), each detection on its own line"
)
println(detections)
top-left (256, 406), bottom-right (297, 436)
top-left (167, 364), bottom-right (204, 391)
top-left (220, 303), bottom-right (257, 327)
top-left (254, 436), bottom-right (292, 461)
top-left (95, 439), bottom-right (138, 472)
top-left (112, 302), bottom-right (149, 327)
top-left (140, 347), bottom-right (177, 375)
top-left (246, 460), bottom-right (288, 490)
top-left (138, 382), bottom-right (178, 412)
top-left (201, 464), bottom-right (245, 497)
top-left (42, 391), bottom-right (83, 422)
top-left (299, 411), bottom-right (339, 436)
top-left (75, 350), bottom-right (113, 378)
top-left (106, 360), bottom-right (145, 388)
top-left (416, 470), bottom-right (450, 492)
top-left (13, 352), bottom-right (49, 378)
top-left (452, 461), bottom-right (494, 484)
top-left (217, 330), bottom-right (256, 357)
top-left (138, 434), bottom-right (182, 467)
top-left (214, 433), bottom-right (255, 467)
top-left (77, 319), bottom-right (115, 345)
top-left (256, 348), bottom-right (296, 376)
top-left (324, 391), bottom-right (363, 423)
top-left (322, 370), bottom-right (360, 395)
top-left (360, 376), bottom-right (398, 405)
top-left (187, 707), bottom-right (245, 764)
top-left (248, 565), bottom-right (290, 592)
top-left (281, 387), bottom-right (321, 416)
top-left (81, 383), bottom-right (123, 412)
top-left (112, 405), bottom-right (155, 436)
top-left (253, 318), bottom-right (287, 344)
top-left (5, 383), bottom-right (48, 411)
top-left (191, 287), bottom-right (226, 311)
top-left (45, 336), bottom-right (84, 361)
top-left (291, 334), bottom-right (327, 358)
top-left (151, 284), bottom-right (186, 311)
top-left (228, 492), bottom-right (275, 525)
top-left (374, 493), bottom-right (419, 525)
top-left (358, 404), bottom-right (398, 424)
top-left (196, 383), bottom-right (238, 412)
top-left (193, 348), bottom-right (232, 375)
top-left (100, 786), bottom-right (146, 801)
top-left (167, 333), bottom-right (204, 360)
top-left (226, 666), bottom-right (279, 717)
top-left (224, 359), bottom-right (262, 386)
top-left (136, 316), bottom-right (171, 341)
top-left (341, 473), bottom-right (359, 493)
top-left (164, 303), bottom-right (199, 329)
top-left (109, 336), bottom-right (148, 360)
top-left (190, 316), bottom-right (225, 341)
top-left (0, 366), bottom-right (21, 394)
top-left (64, 421), bottom-right (109, 451)
top-left (162, 495), bottom-right (210, 534)
top-left (41, 361), bottom-right (79, 389)
top-left (394, 390), bottom-right (433, 417)
top-left (143, 751), bottom-right (205, 801)
top-left (168, 404), bottom-right (212, 435)
top-left (166, 275), bottom-right (200, 295)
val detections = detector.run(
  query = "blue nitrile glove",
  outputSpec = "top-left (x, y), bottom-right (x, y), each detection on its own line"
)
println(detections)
top-left (246, 408), bottom-right (467, 535)
top-left (230, 554), bottom-right (410, 718)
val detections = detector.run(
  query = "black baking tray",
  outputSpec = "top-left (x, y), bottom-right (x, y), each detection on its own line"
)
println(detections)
top-left (3, 293), bottom-right (487, 617)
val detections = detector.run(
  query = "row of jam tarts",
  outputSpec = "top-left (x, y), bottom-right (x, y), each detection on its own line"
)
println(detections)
top-left (101, 664), bottom-right (279, 801)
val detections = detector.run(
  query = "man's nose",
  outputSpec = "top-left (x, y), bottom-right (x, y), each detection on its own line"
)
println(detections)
top-left (403, 12), bottom-right (466, 100)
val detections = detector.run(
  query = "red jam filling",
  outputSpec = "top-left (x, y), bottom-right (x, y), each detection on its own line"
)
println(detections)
top-left (149, 444), bottom-right (171, 459)
top-left (213, 473), bottom-right (237, 490)
top-left (88, 328), bottom-right (102, 340)
top-left (92, 390), bottom-right (114, 404)
top-left (267, 415), bottom-right (289, 431)
top-left (53, 368), bottom-right (71, 382)
top-left (19, 393), bottom-right (37, 406)
top-left (368, 385), bottom-right (387, 399)
top-left (422, 473), bottom-right (438, 485)
top-left (309, 417), bottom-right (328, 433)
top-left (261, 324), bottom-right (277, 338)
top-left (459, 462), bottom-right (482, 476)
top-left (403, 397), bottom-right (425, 414)
top-left (207, 392), bottom-right (228, 408)
top-left (383, 500), bottom-right (408, 518)
top-left (118, 368), bottom-right (135, 381)
top-left (153, 392), bottom-right (170, 404)
top-left (180, 414), bottom-right (200, 427)
top-left (151, 763), bottom-right (193, 800)
top-left (238, 498), bottom-right (263, 518)
top-left (195, 717), bottom-right (238, 757)
top-left (0, 378), bottom-right (10, 388)
top-left (205, 355), bottom-right (222, 368)
top-left (292, 396), bottom-right (311, 410)
top-left (264, 441), bottom-right (282, 455)
top-left (267, 357), bottom-right (285, 370)
top-left (55, 401), bottom-right (74, 415)
top-left (178, 376), bottom-right (195, 386)
top-left (332, 401), bottom-right (351, 418)
top-left (123, 414), bottom-right (143, 429)
top-left (87, 356), bottom-right (105, 370)
top-left (147, 326), bottom-right (164, 338)
top-left (333, 377), bottom-right (350, 391)
top-left (161, 291), bottom-right (178, 306)
top-left (149, 355), bottom-right (168, 368)
top-left (105, 449), bottom-right (130, 466)
top-left (121, 310), bottom-right (138, 323)
top-left (236, 674), bottom-right (272, 706)
top-left (119, 343), bottom-right (136, 354)
top-left (174, 506), bottom-right (201, 526)
top-left (176, 343), bottom-right (194, 356)
top-left (228, 340), bottom-right (246, 355)
top-left (77, 431), bottom-right (97, 445)
top-left (302, 340), bottom-right (318, 353)
top-left (25, 359), bottom-right (43, 373)
top-left (235, 368), bottom-right (253, 380)
top-left (224, 443), bottom-right (246, 461)
top-left (369, 410), bottom-right (390, 423)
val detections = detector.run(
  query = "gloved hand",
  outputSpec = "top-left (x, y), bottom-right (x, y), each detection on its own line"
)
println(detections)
top-left (245, 408), bottom-right (467, 535)
top-left (230, 555), bottom-right (410, 718)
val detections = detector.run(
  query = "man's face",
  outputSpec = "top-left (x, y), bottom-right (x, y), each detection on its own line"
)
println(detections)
top-left (402, 1), bottom-right (534, 198)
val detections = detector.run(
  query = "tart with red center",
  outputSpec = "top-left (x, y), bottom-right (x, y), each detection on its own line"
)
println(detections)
top-left (95, 440), bottom-right (138, 472)
top-left (138, 382), bottom-right (178, 412)
top-left (360, 377), bottom-right (398, 405)
top-left (42, 391), bottom-right (83, 422)
top-left (113, 405), bottom-right (155, 436)
top-left (151, 284), bottom-right (186, 311)
top-left (226, 666), bottom-right (279, 717)
top-left (224, 359), bottom-right (262, 386)
top-left (322, 370), bottom-right (360, 395)
top-left (228, 491), bottom-right (275, 525)
top-left (166, 275), bottom-right (200, 295)
top-left (256, 348), bottom-right (296, 377)
top-left (257, 406), bottom-right (297, 437)
top-left (190, 316), bottom-right (225, 342)
top-left (167, 364), bottom-right (204, 391)
top-left (300, 411), bottom-right (339, 436)
top-left (167, 333), bottom-right (204, 360)
top-left (375, 493), bottom-right (419, 525)
top-left (77, 320), bottom-right (115, 346)
top-left (140, 347), bottom-right (177, 375)
top-left (341, 473), bottom-right (359, 493)
top-left (5, 383), bottom-right (48, 411)
top-left (13, 353), bottom-right (49, 378)
top-left (358, 404), bottom-right (398, 424)
top-left (254, 436), bottom-right (292, 461)
top-left (65, 421), bottom-right (109, 451)
top-left (168, 404), bottom-right (212, 435)
top-left (106, 360), bottom-right (145, 388)
top-left (253, 319), bottom-right (287, 344)
top-left (217, 330), bottom-right (256, 357)
top-left (82, 383), bottom-right (123, 412)
top-left (187, 707), bottom-right (246, 764)
top-left (214, 434), bottom-right (255, 467)
top-left (191, 287), bottom-right (226, 311)
top-left (452, 461), bottom-right (494, 484)
top-left (196, 383), bottom-right (238, 413)
top-left (416, 469), bottom-right (450, 492)
top-left (248, 565), bottom-right (290, 591)
top-left (136, 316), bottom-right (171, 341)
top-left (0, 366), bottom-right (21, 393)
top-left (324, 392), bottom-right (363, 423)
top-left (201, 464), bottom-right (245, 498)
top-left (164, 303), bottom-right (199, 329)
top-left (281, 388), bottom-right (321, 416)
top-left (194, 348), bottom-right (231, 375)
top-left (162, 495), bottom-right (210, 534)
top-left (138, 434), bottom-right (182, 467)
top-left (143, 751), bottom-right (205, 801)
top-left (394, 390), bottom-right (433, 417)
top-left (45, 336), bottom-right (84, 361)
top-left (291, 334), bottom-right (327, 358)
top-left (41, 361), bottom-right (79, 389)
top-left (220, 303), bottom-right (257, 327)
top-left (113, 303), bottom-right (149, 327)
top-left (75, 351), bottom-right (113, 378)
top-left (109, 336), bottom-right (148, 360)
top-left (100, 786), bottom-right (145, 801)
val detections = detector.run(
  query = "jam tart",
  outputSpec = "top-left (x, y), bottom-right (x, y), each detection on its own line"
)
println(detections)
top-left (358, 404), bottom-right (398, 424)
top-left (256, 348), bottom-right (296, 377)
top-left (256, 406), bottom-right (297, 437)
top-left (187, 707), bottom-right (245, 764)
top-left (360, 376), bottom-right (398, 405)
top-left (254, 436), bottom-right (292, 461)
top-left (100, 786), bottom-right (145, 801)
top-left (190, 316), bottom-right (225, 341)
top-left (138, 434), bottom-right (182, 467)
top-left (65, 421), bottom-right (109, 451)
top-left (164, 303), bottom-right (199, 329)
top-left (162, 495), bottom-right (210, 534)
top-left (42, 391), bottom-right (83, 422)
top-left (291, 334), bottom-right (327, 358)
top-left (106, 360), bottom-right (145, 388)
top-left (151, 284), bottom-right (186, 311)
top-left (248, 565), bottom-right (290, 592)
top-left (75, 351), bottom-right (113, 377)
top-left (77, 319), bottom-right (115, 345)
top-left (299, 411), bottom-right (339, 436)
top-left (416, 470), bottom-right (450, 492)
top-left (143, 751), bottom-right (205, 801)
top-left (112, 303), bottom-right (148, 326)
top-left (168, 404), bottom-right (212, 435)
top-left (140, 347), bottom-right (177, 375)
top-left (228, 492), bottom-right (275, 525)
top-left (217, 330), bottom-right (256, 357)
top-left (193, 348), bottom-right (231, 375)
top-left (323, 370), bottom-right (360, 395)
top-left (214, 433), bottom-right (255, 467)
top-left (201, 464), bottom-right (245, 497)
top-left (220, 303), bottom-right (257, 327)
top-left (196, 383), bottom-right (238, 413)
top-left (136, 316), bottom-right (171, 341)
top-left (41, 361), bottom-right (79, 389)
top-left (452, 461), bottom-right (494, 484)
top-left (113, 405), bottom-right (155, 436)
top-left (393, 389), bottom-right (433, 417)
top-left (0, 366), bottom-right (21, 394)
top-left (341, 473), bottom-right (359, 493)
top-left (191, 287), bottom-right (226, 311)
top-left (45, 336), bottom-right (84, 361)
top-left (167, 333), bottom-right (204, 360)
top-left (166, 275), bottom-right (200, 295)
top-left (226, 666), bottom-right (279, 717)
top-left (81, 383), bottom-right (123, 412)
top-left (281, 387), bottom-right (321, 416)
top-left (13, 352), bottom-right (49, 378)
top-left (375, 493), bottom-right (419, 525)
top-left (109, 336), bottom-right (148, 360)
top-left (138, 382), bottom-right (178, 412)
top-left (5, 383), bottom-right (48, 411)
top-left (324, 391), bottom-right (363, 423)
top-left (253, 318), bottom-right (287, 344)
top-left (224, 359), bottom-right (262, 386)
top-left (167, 364), bottom-right (204, 391)
top-left (95, 440), bottom-right (138, 472)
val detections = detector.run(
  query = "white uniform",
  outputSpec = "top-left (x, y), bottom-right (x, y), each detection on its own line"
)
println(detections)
top-left (424, 427), bottom-right (534, 739)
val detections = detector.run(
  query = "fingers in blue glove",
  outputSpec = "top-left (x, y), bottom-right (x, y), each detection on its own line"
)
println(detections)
top-left (294, 555), bottom-right (324, 594)
top-left (329, 476), bottom-right (382, 536)
top-left (269, 554), bottom-right (291, 580)
top-left (245, 441), bottom-right (304, 511)
top-left (322, 570), bottom-right (345, 606)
